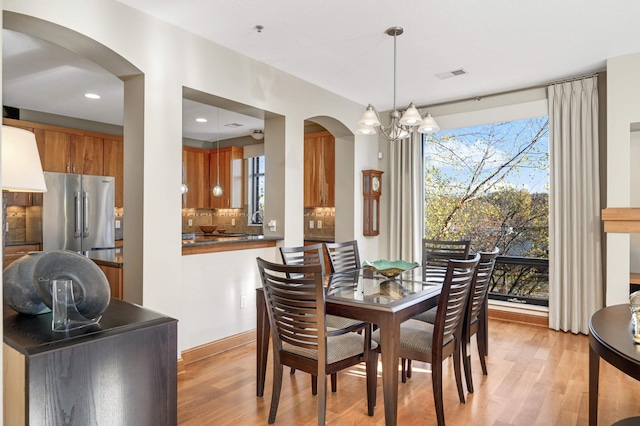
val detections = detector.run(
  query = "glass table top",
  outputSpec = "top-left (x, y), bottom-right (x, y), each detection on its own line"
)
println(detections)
top-left (326, 268), bottom-right (441, 305)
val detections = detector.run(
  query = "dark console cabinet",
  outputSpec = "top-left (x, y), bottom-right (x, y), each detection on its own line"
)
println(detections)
top-left (3, 299), bottom-right (177, 425)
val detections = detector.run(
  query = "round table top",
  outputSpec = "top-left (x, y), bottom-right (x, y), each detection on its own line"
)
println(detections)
top-left (589, 304), bottom-right (640, 371)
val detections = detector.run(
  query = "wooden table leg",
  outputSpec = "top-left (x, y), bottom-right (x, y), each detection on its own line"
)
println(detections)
top-left (589, 343), bottom-right (599, 426)
top-left (379, 316), bottom-right (400, 426)
top-left (256, 289), bottom-right (270, 397)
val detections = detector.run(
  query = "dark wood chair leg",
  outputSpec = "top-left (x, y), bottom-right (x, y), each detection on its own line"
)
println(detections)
top-left (456, 345), bottom-right (465, 403)
top-left (462, 336), bottom-right (474, 394)
top-left (407, 359), bottom-right (412, 378)
top-left (401, 358), bottom-right (408, 383)
top-left (311, 375), bottom-right (317, 396)
top-left (290, 367), bottom-right (296, 375)
top-left (432, 361), bottom-right (445, 426)
top-left (331, 373), bottom-right (337, 393)
top-left (268, 364), bottom-right (284, 424)
top-left (477, 324), bottom-right (489, 375)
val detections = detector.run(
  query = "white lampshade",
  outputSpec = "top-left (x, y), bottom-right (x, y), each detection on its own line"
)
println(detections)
top-left (358, 105), bottom-right (381, 127)
top-left (417, 113), bottom-right (440, 134)
top-left (251, 130), bottom-right (264, 140)
top-left (399, 103), bottom-right (423, 126)
top-left (1, 126), bottom-right (47, 192)
top-left (356, 123), bottom-right (377, 135)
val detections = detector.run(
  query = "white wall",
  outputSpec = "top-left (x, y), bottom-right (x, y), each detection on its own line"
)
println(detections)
top-left (606, 53), bottom-right (640, 306)
top-left (630, 131), bottom-right (640, 272)
top-left (2, 0), bottom-right (381, 353)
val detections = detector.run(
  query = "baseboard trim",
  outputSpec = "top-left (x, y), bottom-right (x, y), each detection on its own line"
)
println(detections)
top-left (488, 307), bottom-right (548, 327)
top-left (177, 357), bottom-right (186, 375)
top-left (181, 330), bottom-right (255, 365)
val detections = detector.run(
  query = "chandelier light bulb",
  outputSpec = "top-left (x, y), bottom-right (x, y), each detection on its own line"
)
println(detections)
top-left (181, 183), bottom-right (189, 194)
top-left (212, 184), bottom-right (223, 197)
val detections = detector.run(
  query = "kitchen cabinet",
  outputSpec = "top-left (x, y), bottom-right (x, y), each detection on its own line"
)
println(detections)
top-left (304, 131), bottom-right (335, 207)
top-left (97, 263), bottom-right (123, 299)
top-left (3, 244), bottom-right (41, 269)
top-left (4, 192), bottom-right (42, 207)
top-left (209, 146), bottom-right (244, 209)
top-left (41, 131), bottom-right (103, 175)
top-left (182, 147), bottom-right (210, 208)
top-left (103, 137), bottom-right (124, 207)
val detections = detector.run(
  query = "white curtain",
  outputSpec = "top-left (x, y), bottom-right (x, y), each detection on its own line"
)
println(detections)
top-left (389, 132), bottom-right (423, 262)
top-left (548, 76), bottom-right (603, 334)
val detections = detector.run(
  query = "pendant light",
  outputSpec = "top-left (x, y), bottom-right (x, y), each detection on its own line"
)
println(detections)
top-left (356, 26), bottom-right (440, 142)
top-left (212, 108), bottom-right (223, 197)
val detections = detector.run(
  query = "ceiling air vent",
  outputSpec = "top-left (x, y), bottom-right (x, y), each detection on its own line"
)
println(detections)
top-left (224, 123), bottom-right (243, 128)
top-left (435, 69), bottom-right (468, 80)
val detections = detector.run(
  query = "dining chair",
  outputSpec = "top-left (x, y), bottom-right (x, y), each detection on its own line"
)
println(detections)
top-left (256, 257), bottom-right (377, 425)
top-left (423, 238), bottom-right (472, 263)
top-left (324, 240), bottom-right (361, 273)
top-left (374, 254), bottom-right (479, 426)
top-left (279, 244), bottom-right (368, 392)
top-left (408, 248), bottom-right (500, 394)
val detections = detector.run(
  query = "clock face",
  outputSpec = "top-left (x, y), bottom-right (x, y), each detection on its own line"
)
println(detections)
top-left (372, 176), bottom-right (380, 192)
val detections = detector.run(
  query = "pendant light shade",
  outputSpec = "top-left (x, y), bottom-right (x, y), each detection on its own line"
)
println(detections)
top-left (213, 109), bottom-right (223, 197)
top-left (418, 113), bottom-right (440, 133)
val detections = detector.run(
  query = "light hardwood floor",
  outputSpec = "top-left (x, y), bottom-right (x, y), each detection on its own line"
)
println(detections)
top-left (178, 319), bottom-right (640, 425)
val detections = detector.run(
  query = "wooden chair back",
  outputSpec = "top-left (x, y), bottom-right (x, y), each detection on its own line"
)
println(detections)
top-left (280, 243), bottom-right (327, 276)
top-left (466, 248), bottom-right (500, 327)
top-left (324, 240), bottom-right (361, 273)
top-left (422, 238), bottom-right (472, 269)
top-left (433, 253), bottom-right (480, 355)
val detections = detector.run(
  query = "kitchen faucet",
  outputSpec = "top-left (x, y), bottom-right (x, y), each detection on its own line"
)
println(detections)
top-left (252, 210), bottom-right (264, 224)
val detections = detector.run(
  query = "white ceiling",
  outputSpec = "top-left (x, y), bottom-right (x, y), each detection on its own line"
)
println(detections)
top-left (5, 1), bottom-right (640, 139)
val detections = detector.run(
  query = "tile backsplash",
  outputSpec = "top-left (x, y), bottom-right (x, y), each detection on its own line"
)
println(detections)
top-left (182, 207), bottom-right (263, 235)
top-left (304, 207), bottom-right (335, 240)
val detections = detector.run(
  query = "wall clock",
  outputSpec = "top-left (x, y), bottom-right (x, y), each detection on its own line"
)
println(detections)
top-left (362, 170), bottom-right (383, 236)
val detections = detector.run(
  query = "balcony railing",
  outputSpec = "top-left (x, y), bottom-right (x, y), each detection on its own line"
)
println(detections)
top-left (488, 255), bottom-right (549, 307)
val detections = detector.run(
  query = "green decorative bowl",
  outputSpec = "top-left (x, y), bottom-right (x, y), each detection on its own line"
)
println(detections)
top-left (362, 259), bottom-right (419, 278)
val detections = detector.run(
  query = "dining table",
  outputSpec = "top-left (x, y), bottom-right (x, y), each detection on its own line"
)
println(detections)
top-left (256, 267), bottom-right (442, 426)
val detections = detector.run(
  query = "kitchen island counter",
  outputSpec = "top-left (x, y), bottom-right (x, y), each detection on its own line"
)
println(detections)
top-left (85, 247), bottom-right (124, 267)
top-left (182, 234), bottom-right (280, 255)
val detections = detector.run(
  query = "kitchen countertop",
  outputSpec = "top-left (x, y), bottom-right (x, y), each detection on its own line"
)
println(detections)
top-left (5, 241), bottom-right (42, 247)
top-left (85, 248), bottom-right (124, 267)
top-left (182, 233), bottom-right (280, 247)
top-left (303, 236), bottom-right (335, 243)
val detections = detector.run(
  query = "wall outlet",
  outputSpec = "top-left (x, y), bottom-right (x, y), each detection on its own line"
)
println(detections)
top-left (115, 220), bottom-right (121, 229)
top-left (317, 220), bottom-right (322, 229)
top-left (188, 219), bottom-right (193, 226)
top-left (231, 218), bottom-right (236, 226)
top-left (240, 294), bottom-right (248, 308)
top-left (309, 220), bottom-right (314, 229)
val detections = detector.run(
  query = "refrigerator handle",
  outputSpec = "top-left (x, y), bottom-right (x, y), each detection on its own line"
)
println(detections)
top-left (74, 191), bottom-right (82, 238)
top-left (83, 191), bottom-right (90, 237)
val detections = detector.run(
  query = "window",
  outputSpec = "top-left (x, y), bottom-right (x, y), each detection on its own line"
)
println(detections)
top-left (248, 156), bottom-right (265, 224)
top-left (423, 116), bottom-right (549, 305)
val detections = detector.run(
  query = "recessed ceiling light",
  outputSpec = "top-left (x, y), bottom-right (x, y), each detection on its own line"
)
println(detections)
top-left (84, 93), bottom-right (101, 99)
top-left (196, 118), bottom-right (208, 123)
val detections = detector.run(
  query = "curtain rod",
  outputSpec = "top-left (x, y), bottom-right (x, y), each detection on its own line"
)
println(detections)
top-left (414, 72), bottom-right (600, 112)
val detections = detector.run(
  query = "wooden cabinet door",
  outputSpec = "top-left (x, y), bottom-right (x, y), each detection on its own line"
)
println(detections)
top-left (103, 137), bottom-right (124, 207)
top-left (304, 131), bottom-right (335, 207)
top-left (42, 130), bottom-right (71, 173)
top-left (5, 192), bottom-right (32, 206)
top-left (72, 135), bottom-right (104, 175)
top-left (183, 147), bottom-right (210, 208)
top-left (209, 147), bottom-right (243, 209)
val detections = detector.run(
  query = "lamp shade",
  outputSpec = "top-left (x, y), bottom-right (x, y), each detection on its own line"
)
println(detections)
top-left (417, 113), bottom-right (440, 134)
top-left (358, 105), bottom-right (381, 127)
top-left (251, 130), bottom-right (264, 140)
top-left (2, 126), bottom-right (47, 192)
top-left (399, 103), bottom-right (423, 126)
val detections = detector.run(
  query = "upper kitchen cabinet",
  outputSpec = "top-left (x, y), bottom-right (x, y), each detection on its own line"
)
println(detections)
top-left (103, 137), bottom-right (124, 207)
top-left (3, 119), bottom-right (106, 175)
top-left (304, 131), bottom-right (335, 207)
top-left (209, 146), bottom-right (243, 209)
top-left (182, 147), bottom-right (210, 209)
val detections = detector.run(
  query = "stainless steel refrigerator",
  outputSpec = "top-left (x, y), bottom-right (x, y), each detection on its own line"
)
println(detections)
top-left (42, 172), bottom-right (115, 252)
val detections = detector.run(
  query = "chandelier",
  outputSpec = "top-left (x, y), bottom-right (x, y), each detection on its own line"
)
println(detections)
top-left (356, 27), bottom-right (440, 142)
